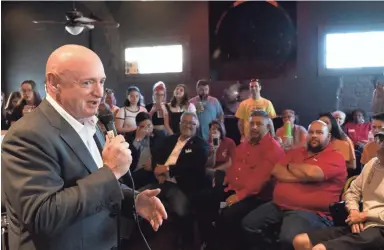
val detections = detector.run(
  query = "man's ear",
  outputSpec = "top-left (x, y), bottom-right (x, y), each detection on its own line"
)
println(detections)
top-left (266, 123), bottom-right (272, 131)
top-left (46, 73), bottom-right (60, 93)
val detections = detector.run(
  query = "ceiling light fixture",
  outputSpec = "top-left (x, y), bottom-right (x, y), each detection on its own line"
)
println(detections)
top-left (65, 25), bottom-right (84, 35)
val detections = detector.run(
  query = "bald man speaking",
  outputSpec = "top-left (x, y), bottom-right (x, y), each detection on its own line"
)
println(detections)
top-left (1, 45), bottom-right (167, 250)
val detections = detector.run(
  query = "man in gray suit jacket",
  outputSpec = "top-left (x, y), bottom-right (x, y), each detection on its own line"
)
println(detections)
top-left (1, 44), bottom-right (167, 250)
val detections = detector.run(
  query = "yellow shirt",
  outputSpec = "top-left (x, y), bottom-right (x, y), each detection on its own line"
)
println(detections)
top-left (235, 97), bottom-right (276, 137)
top-left (361, 141), bottom-right (379, 165)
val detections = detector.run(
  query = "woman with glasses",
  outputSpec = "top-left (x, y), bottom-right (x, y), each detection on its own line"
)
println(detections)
top-left (8, 80), bottom-right (42, 125)
top-left (146, 82), bottom-right (172, 135)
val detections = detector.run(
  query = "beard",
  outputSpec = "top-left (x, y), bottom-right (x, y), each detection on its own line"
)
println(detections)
top-left (249, 131), bottom-right (265, 145)
top-left (307, 144), bottom-right (324, 153)
top-left (307, 140), bottom-right (327, 153)
top-left (249, 136), bottom-right (260, 145)
top-left (199, 94), bottom-right (208, 100)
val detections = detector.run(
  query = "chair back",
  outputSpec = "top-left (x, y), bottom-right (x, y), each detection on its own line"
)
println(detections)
top-left (330, 175), bottom-right (362, 227)
top-left (348, 150), bottom-right (363, 177)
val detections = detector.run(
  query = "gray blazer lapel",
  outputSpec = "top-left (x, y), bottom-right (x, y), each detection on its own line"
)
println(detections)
top-left (60, 124), bottom-right (98, 173)
top-left (39, 100), bottom-right (98, 173)
top-left (94, 124), bottom-right (105, 154)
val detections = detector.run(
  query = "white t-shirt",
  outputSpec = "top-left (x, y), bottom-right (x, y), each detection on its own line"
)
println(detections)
top-left (168, 102), bottom-right (196, 113)
top-left (116, 106), bottom-right (147, 130)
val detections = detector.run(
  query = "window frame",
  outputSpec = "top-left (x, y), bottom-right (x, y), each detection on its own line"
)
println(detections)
top-left (318, 23), bottom-right (384, 76)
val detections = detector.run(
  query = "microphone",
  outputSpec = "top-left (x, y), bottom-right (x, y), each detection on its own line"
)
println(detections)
top-left (98, 108), bottom-right (117, 141)
top-left (98, 107), bottom-right (132, 179)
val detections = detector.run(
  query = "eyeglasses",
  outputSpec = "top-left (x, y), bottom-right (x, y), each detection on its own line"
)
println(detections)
top-left (180, 121), bottom-right (197, 127)
top-left (249, 121), bottom-right (265, 127)
top-left (20, 89), bottom-right (33, 94)
top-left (139, 124), bottom-right (153, 129)
top-left (105, 88), bottom-right (114, 94)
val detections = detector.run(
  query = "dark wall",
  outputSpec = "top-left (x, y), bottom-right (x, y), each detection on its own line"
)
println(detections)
top-left (1, 1), bottom-right (89, 95)
top-left (1, 1), bottom-right (209, 103)
top-left (87, 1), bottom-right (209, 104)
top-left (2, 1), bottom-right (384, 126)
top-left (211, 1), bottom-right (384, 126)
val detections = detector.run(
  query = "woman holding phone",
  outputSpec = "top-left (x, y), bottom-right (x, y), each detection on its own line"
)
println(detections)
top-left (146, 81), bottom-right (172, 135)
top-left (205, 120), bottom-right (236, 183)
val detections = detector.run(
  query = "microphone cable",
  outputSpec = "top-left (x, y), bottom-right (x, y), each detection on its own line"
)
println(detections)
top-left (124, 170), bottom-right (152, 250)
top-left (97, 112), bottom-right (153, 250)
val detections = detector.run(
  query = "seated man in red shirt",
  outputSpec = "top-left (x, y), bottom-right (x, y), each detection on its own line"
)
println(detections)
top-left (242, 120), bottom-right (347, 250)
top-left (196, 110), bottom-right (285, 250)
top-left (293, 130), bottom-right (384, 250)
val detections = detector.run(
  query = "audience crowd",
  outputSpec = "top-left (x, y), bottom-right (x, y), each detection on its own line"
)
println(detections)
top-left (1, 77), bottom-right (384, 250)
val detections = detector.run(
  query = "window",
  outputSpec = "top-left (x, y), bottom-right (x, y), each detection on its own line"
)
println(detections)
top-left (325, 31), bottom-right (384, 69)
top-left (125, 44), bottom-right (183, 74)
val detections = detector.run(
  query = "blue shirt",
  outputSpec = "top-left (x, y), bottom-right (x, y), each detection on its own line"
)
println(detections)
top-left (189, 96), bottom-right (224, 140)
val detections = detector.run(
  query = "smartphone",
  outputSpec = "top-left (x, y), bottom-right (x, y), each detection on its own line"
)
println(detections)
top-left (220, 202), bottom-right (228, 209)
top-left (213, 137), bottom-right (219, 147)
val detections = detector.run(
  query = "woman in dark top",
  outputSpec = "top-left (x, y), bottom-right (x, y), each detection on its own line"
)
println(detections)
top-left (146, 81), bottom-right (172, 135)
top-left (166, 84), bottom-right (196, 134)
top-left (8, 80), bottom-right (42, 125)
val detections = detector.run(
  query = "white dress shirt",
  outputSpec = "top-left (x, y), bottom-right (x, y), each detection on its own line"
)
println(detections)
top-left (164, 137), bottom-right (190, 183)
top-left (46, 94), bottom-right (103, 168)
